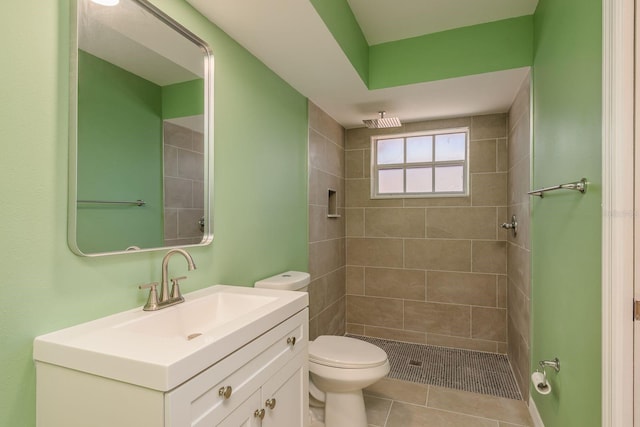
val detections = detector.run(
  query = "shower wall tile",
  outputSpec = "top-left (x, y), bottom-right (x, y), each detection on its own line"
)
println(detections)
top-left (365, 208), bottom-right (426, 238)
top-left (365, 267), bottom-right (426, 300)
top-left (471, 173), bottom-right (507, 206)
top-left (469, 139), bottom-right (497, 173)
top-left (506, 74), bottom-right (531, 400)
top-left (347, 295), bottom-right (404, 329)
top-left (426, 207), bottom-right (496, 239)
top-left (345, 114), bottom-right (510, 353)
top-left (364, 326), bottom-right (427, 345)
top-left (346, 208), bottom-right (365, 237)
top-left (471, 307), bottom-right (507, 341)
top-left (347, 238), bottom-right (404, 268)
top-left (404, 301), bottom-right (471, 337)
top-left (427, 271), bottom-right (497, 307)
top-left (427, 334), bottom-right (498, 353)
top-left (472, 240), bottom-right (507, 274)
top-left (308, 102), bottom-right (346, 338)
top-left (405, 239), bottom-right (471, 271)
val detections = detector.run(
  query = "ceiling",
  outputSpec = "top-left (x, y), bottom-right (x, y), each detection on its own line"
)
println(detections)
top-left (186, 0), bottom-right (538, 129)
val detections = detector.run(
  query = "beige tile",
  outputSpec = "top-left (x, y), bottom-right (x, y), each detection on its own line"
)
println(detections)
top-left (164, 144), bottom-right (178, 176)
top-left (508, 155), bottom-right (530, 207)
top-left (507, 202), bottom-right (530, 250)
top-left (508, 115), bottom-right (530, 174)
top-left (346, 266), bottom-right (365, 295)
top-left (364, 378), bottom-right (428, 405)
top-left (471, 113), bottom-right (507, 140)
top-left (346, 149), bottom-right (365, 179)
top-left (164, 122), bottom-right (193, 150)
top-left (177, 209), bottom-right (205, 238)
top-left (427, 386), bottom-right (532, 426)
top-left (497, 207), bottom-right (509, 241)
top-left (326, 208), bottom-right (345, 239)
top-left (470, 139), bottom-right (497, 173)
top-left (471, 173), bottom-right (507, 207)
top-left (308, 316), bottom-right (318, 341)
top-left (346, 178), bottom-right (403, 208)
top-left (325, 267), bottom-right (346, 305)
top-left (427, 334), bottom-right (497, 353)
top-left (427, 207), bottom-right (496, 239)
top-left (405, 239), bottom-right (471, 272)
top-left (507, 242), bottom-right (530, 294)
top-left (308, 276), bottom-right (327, 318)
top-left (165, 177), bottom-right (193, 208)
top-left (365, 267), bottom-right (426, 300)
top-left (507, 278), bottom-right (530, 346)
top-left (365, 208), bottom-right (426, 238)
top-left (497, 275), bottom-right (507, 308)
top-left (364, 395), bottom-right (392, 426)
top-left (497, 342), bottom-right (508, 354)
top-left (387, 401), bottom-right (499, 427)
top-left (163, 209), bottom-right (178, 240)
top-left (309, 205), bottom-right (327, 243)
top-left (317, 297), bottom-right (346, 336)
top-left (508, 75), bottom-right (530, 134)
top-left (472, 307), bottom-right (507, 341)
top-left (403, 196), bottom-right (471, 207)
top-left (345, 127), bottom-right (374, 150)
top-left (364, 326), bottom-right (427, 344)
top-left (177, 149), bottom-right (204, 181)
top-left (325, 139), bottom-right (345, 178)
top-left (309, 238), bottom-right (345, 279)
top-left (346, 208), bottom-right (365, 237)
top-left (309, 129), bottom-right (325, 170)
top-left (472, 240), bottom-right (507, 274)
top-left (347, 295), bottom-right (404, 329)
top-left (346, 323), bottom-right (365, 335)
top-left (347, 238), bottom-right (404, 268)
top-left (309, 101), bottom-right (344, 146)
top-left (364, 149), bottom-right (372, 178)
top-left (403, 116), bottom-right (472, 134)
top-left (404, 301), bottom-right (471, 337)
top-left (427, 271), bottom-right (496, 307)
top-left (496, 138), bottom-right (508, 172)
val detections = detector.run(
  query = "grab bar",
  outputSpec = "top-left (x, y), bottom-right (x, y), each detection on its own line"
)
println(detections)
top-left (528, 178), bottom-right (587, 198)
top-left (77, 199), bottom-right (146, 206)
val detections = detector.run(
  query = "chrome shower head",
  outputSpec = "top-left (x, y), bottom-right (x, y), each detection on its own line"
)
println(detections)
top-left (363, 111), bottom-right (402, 129)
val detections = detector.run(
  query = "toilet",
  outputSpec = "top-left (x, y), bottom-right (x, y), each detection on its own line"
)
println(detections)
top-left (255, 271), bottom-right (390, 427)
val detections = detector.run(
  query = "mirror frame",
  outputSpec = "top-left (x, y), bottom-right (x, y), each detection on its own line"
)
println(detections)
top-left (68, 0), bottom-right (214, 256)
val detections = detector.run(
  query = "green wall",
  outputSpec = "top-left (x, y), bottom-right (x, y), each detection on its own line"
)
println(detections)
top-left (0, 0), bottom-right (308, 425)
top-left (531, 0), bottom-right (602, 425)
top-left (162, 78), bottom-right (204, 119)
top-left (369, 16), bottom-right (533, 89)
top-left (77, 50), bottom-right (164, 253)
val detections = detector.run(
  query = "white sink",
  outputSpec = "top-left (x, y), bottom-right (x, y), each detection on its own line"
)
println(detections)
top-left (33, 285), bottom-right (308, 391)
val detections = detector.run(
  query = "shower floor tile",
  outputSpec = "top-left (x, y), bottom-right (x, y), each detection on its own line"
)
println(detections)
top-left (348, 335), bottom-right (522, 401)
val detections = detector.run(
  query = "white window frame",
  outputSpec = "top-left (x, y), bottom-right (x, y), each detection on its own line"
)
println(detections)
top-left (370, 128), bottom-right (470, 199)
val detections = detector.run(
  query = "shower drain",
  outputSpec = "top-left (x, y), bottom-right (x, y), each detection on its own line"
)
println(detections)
top-left (408, 359), bottom-right (423, 367)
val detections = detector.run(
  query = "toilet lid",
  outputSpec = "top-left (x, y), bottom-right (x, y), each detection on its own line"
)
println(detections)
top-left (309, 336), bottom-right (388, 369)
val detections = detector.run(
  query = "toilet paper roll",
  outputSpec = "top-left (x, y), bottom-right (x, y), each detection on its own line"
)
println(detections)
top-left (531, 371), bottom-right (551, 395)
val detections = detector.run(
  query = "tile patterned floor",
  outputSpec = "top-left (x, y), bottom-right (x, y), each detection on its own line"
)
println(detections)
top-left (350, 335), bottom-right (522, 400)
top-left (364, 377), bottom-right (534, 427)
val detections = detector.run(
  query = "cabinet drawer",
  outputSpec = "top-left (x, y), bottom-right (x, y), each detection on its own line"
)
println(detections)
top-left (165, 308), bottom-right (308, 426)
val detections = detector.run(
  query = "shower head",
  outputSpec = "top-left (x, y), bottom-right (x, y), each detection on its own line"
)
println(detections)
top-left (362, 111), bottom-right (402, 129)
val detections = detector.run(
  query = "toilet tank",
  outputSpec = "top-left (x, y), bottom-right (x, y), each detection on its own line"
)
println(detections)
top-left (254, 271), bottom-right (310, 292)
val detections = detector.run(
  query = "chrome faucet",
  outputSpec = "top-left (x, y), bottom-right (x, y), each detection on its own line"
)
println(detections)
top-left (139, 248), bottom-right (197, 311)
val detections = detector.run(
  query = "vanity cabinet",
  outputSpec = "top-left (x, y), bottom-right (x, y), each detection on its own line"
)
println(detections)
top-left (36, 308), bottom-right (309, 427)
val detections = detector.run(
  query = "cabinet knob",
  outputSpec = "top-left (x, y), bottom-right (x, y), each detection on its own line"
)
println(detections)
top-left (265, 398), bottom-right (277, 409)
top-left (254, 408), bottom-right (265, 420)
top-left (218, 385), bottom-right (232, 399)
top-left (286, 336), bottom-right (296, 346)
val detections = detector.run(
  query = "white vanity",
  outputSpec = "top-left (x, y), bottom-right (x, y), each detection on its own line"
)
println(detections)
top-left (33, 285), bottom-right (309, 426)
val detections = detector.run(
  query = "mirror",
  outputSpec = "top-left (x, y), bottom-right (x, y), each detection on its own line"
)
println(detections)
top-left (69, 0), bottom-right (213, 256)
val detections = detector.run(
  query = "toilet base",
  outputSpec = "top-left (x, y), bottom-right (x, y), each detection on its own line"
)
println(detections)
top-left (324, 389), bottom-right (367, 427)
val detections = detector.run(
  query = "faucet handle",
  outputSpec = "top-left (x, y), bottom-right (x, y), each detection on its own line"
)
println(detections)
top-left (170, 276), bottom-right (187, 301)
top-left (139, 282), bottom-right (160, 311)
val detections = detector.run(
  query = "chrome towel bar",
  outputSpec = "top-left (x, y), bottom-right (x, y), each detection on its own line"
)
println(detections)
top-left (77, 199), bottom-right (146, 206)
top-left (528, 178), bottom-right (587, 198)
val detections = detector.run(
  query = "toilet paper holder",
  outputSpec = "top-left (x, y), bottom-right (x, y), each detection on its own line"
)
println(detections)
top-left (534, 358), bottom-right (560, 393)
top-left (539, 358), bottom-right (560, 373)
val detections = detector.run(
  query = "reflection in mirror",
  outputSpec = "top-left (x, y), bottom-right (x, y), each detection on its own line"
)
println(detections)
top-left (69, 0), bottom-right (213, 256)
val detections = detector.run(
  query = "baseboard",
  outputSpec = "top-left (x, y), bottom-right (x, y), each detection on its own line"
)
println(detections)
top-left (528, 395), bottom-right (545, 427)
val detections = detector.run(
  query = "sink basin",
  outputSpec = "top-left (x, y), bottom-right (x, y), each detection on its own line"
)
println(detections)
top-left (33, 285), bottom-right (308, 391)
top-left (117, 291), bottom-right (278, 339)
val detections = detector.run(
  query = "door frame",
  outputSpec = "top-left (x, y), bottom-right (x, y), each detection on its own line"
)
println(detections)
top-left (602, 0), bottom-right (635, 425)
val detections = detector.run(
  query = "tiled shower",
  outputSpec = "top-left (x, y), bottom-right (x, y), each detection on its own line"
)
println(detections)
top-left (307, 74), bottom-right (531, 400)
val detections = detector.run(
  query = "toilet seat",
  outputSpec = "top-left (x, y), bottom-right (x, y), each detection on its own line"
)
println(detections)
top-left (309, 336), bottom-right (388, 369)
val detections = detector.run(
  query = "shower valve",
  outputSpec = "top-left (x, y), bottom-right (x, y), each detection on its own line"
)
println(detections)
top-left (500, 215), bottom-right (518, 236)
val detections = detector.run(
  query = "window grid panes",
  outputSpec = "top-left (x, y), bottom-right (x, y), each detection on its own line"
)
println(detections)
top-left (372, 129), bottom-right (468, 198)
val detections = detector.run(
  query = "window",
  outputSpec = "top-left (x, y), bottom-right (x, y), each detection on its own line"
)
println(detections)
top-left (371, 128), bottom-right (469, 198)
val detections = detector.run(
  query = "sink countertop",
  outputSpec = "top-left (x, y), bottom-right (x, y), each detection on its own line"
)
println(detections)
top-left (33, 285), bottom-right (308, 391)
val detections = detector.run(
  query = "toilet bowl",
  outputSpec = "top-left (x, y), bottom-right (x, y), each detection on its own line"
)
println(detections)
top-left (255, 272), bottom-right (390, 427)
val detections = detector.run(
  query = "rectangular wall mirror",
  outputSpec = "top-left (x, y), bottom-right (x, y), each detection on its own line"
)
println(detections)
top-left (69, 0), bottom-right (214, 256)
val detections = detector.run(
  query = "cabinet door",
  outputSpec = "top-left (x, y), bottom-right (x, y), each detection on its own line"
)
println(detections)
top-left (216, 390), bottom-right (262, 427)
top-left (261, 353), bottom-right (308, 427)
